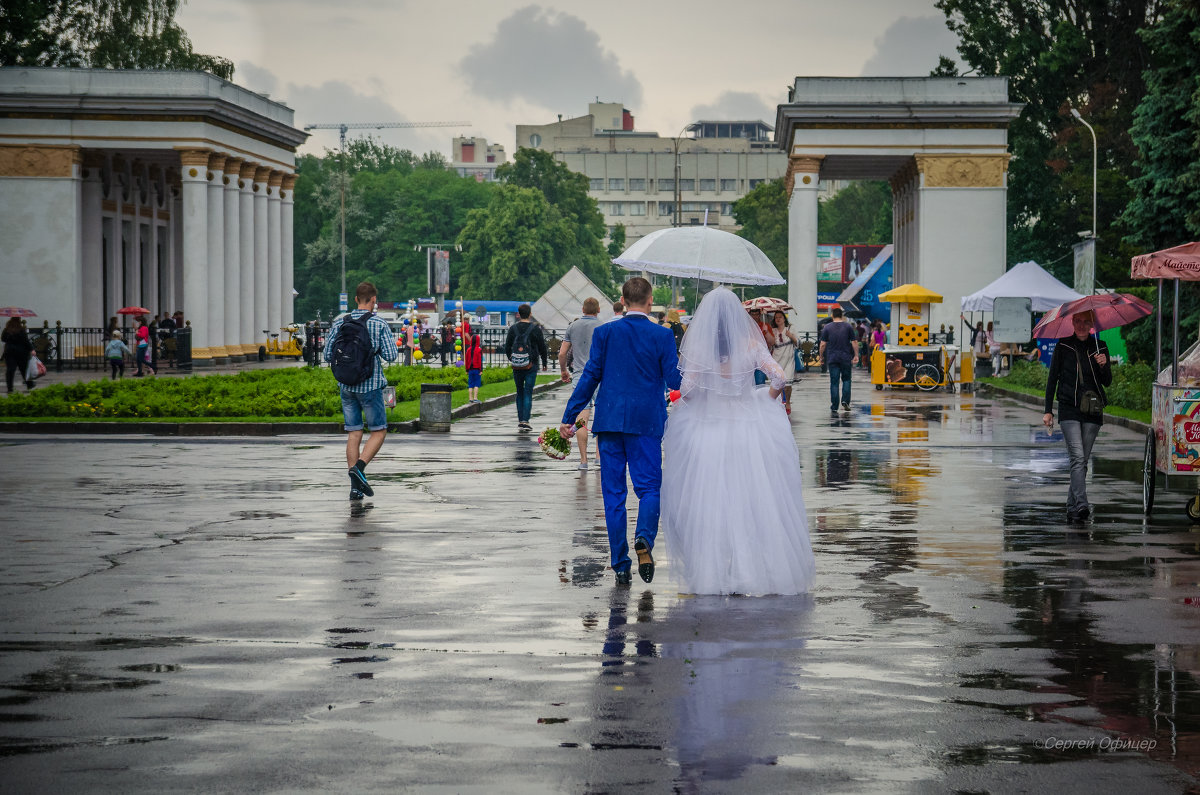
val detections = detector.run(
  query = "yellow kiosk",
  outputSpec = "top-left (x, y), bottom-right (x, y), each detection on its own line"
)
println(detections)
top-left (870, 283), bottom-right (966, 391)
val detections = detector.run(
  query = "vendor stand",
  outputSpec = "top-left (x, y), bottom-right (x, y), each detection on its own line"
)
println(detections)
top-left (1135, 241), bottom-right (1200, 520)
top-left (870, 283), bottom-right (964, 392)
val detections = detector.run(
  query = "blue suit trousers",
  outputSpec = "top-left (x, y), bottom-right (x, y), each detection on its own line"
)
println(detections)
top-left (597, 432), bottom-right (662, 573)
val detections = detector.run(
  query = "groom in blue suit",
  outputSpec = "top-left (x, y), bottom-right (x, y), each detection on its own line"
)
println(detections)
top-left (561, 277), bottom-right (682, 585)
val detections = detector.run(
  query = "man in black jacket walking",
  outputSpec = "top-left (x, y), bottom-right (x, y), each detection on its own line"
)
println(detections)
top-left (1043, 310), bottom-right (1113, 522)
top-left (505, 304), bottom-right (548, 431)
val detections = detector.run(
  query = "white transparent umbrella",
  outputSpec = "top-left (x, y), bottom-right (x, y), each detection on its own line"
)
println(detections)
top-left (612, 226), bottom-right (785, 286)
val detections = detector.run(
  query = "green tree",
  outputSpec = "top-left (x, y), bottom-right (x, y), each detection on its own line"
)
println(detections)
top-left (0, 0), bottom-right (233, 78)
top-left (1122, 0), bottom-right (1200, 250)
top-left (817, 181), bottom-right (893, 246)
top-left (292, 140), bottom-right (494, 319)
top-left (935, 0), bottom-right (1162, 287)
top-left (497, 148), bottom-right (613, 291)
top-left (456, 185), bottom-right (578, 299)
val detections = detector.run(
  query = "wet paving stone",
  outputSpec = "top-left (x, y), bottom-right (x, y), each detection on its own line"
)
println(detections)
top-left (0, 375), bottom-right (1197, 791)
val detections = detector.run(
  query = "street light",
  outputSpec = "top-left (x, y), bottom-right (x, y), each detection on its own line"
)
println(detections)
top-left (1069, 108), bottom-right (1097, 240)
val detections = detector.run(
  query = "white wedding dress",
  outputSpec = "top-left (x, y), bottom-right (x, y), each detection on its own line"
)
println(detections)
top-left (661, 288), bottom-right (815, 596)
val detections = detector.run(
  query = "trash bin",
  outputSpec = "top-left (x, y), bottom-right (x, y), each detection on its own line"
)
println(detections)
top-left (419, 382), bottom-right (452, 432)
top-left (175, 327), bottom-right (193, 372)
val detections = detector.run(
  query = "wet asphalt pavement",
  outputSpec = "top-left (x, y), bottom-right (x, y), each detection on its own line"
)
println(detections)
top-left (1, 371), bottom-right (1199, 793)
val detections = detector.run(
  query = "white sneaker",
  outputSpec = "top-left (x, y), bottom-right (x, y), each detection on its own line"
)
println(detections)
top-left (577, 462), bottom-right (588, 470)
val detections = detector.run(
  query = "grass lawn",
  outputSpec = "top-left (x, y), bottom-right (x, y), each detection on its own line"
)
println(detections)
top-left (979, 377), bottom-right (1151, 425)
top-left (2, 374), bottom-right (559, 424)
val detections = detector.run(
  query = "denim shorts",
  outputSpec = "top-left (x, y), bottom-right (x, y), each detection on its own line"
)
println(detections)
top-left (467, 369), bottom-right (482, 388)
top-left (341, 388), bottom-right (387, 432)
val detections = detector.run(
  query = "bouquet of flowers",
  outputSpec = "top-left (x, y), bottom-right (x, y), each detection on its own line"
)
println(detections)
top-left (537, 427), bottom-right (571, 460)
top-left (537, 419), bottom-right (586, 460)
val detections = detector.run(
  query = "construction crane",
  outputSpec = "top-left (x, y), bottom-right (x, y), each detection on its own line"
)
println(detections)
top-left (302, 121), bottom-right (472, 151)
top-left (301, 120), bottom-right (472, 301)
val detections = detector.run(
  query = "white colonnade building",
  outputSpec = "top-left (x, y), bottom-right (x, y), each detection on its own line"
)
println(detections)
top-left (0, 68), bottom-right (307, 364)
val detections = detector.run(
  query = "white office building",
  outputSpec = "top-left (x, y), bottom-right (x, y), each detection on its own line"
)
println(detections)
top-left (516, 103), bottom-right (792, 244)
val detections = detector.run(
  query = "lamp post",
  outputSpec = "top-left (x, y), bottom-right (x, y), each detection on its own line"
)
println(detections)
top-left (413, 243), bottom-right (462, 316)
top-left (671, 124), bottom-right (692, 307)
top-left (1069, 108), bottom-right (1097, 240)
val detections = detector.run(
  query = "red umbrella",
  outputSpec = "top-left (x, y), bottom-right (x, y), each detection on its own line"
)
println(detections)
top-left (1032, 293), bottom-right (1153, 339)
top-left (1131, 241), bottom-right (1200, 281)
top-left (0, 307), bottom-right (36, 317)
top-left (116, 306), bottom-right (151, 316)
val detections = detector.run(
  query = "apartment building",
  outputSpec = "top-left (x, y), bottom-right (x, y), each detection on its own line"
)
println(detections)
top-left (516, 102), bottom-right (789, 244)
top-left (451, 136), bottom-right (506, 182)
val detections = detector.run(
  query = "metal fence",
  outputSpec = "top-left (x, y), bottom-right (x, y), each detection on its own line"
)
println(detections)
top-left (22, 321), bottom-right (194, 373)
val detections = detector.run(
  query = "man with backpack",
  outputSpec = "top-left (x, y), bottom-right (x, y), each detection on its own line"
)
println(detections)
top-left (504, 303), bottom-right (548, 431)
top-left (324, 281), bottom-right (398, 500)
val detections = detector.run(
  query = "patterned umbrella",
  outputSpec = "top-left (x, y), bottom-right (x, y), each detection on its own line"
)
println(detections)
top-left (0, 307), bottom-right (36, 317)
top-left (1032, 293), bottom-right (1153, 339)
top-left (742, 296), bottom-right (794, 312)
top-left (116, 306), bottom-right (151, 316)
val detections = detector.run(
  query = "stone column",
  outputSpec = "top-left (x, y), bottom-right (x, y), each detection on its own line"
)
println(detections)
top-left (109, 159), bottom-right (124, 316)
top-left (222, 157), bottom-right (243, 362)
top-left (206, 153), bottom-right (227, 363)
top-left (146, 169), bottom-right (160, 315)
top-left (81, 152), bottom-right (105, 327)
top-left (128, 163), bottom-right (143, 311)
top-left (238, 162), bottom-right (256, 356)
top-left (170, 174), bottom-right (183, 313)
top-left (786, 155), bottom-right (822, 333)
top-left (280, 173), bottom-right (296, 326)
top-left (267, 170), bottom-right (284, 338)
top-left (913, 153), bottom-right (1011, 332)
top-left (253, 166), bottom-right (270, 350)
top-left (180, 149), bottom-right (211, 361)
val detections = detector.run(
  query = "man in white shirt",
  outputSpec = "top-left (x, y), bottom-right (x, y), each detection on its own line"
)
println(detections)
top-left (560, 297), bottom-right (602, 470)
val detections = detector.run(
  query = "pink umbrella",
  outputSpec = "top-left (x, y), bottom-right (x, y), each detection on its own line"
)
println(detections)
top-left (0, 307), bottom-right (36, 318)
top-left (1032, 292), bottom-right (1153, 339)
top-left (742, 296), bottom-right (793, 312)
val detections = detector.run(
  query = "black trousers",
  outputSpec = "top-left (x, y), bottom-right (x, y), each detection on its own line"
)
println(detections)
top-left (5, 353), bottom-right (31, 391)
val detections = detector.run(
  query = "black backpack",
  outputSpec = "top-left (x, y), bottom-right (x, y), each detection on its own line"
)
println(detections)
top-left (330, 312), bottom-right (376, 385)
top-left (510, 322), bottom-right (533, 370)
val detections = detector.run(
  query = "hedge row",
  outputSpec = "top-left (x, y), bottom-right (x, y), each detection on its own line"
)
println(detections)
top-left (0, 365), bottom-right (515, 419)
top-left (996, 360), bottom-right (1155, 412)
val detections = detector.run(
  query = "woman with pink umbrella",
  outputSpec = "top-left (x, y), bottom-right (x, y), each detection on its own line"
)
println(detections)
top-left (1038, 293), bottom-right (1152, 522)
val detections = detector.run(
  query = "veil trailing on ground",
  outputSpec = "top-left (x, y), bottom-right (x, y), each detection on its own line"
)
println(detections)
top-left (678, 287), bottom-right (766, 397)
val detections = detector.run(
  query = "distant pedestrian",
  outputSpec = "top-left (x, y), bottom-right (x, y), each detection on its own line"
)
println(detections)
top-left (748, 307), bottom-right (772, 385)
top-left (1042, 310), bottom-right (1112, 523)
top-left (103, 316), bottom-right (119, 342)
top-left (159, 313), bottom-right (177, 367)
top-left (606, 301), bottom-right (625, 323)
top-left (133, 318), bottom-right (156, 376)
top-left (2, 317), bottom-right (35, 393)
top-left (665, 308), bottom-right (685, 351)
top-left (769, 311), bottom-right (798, 414)
top-left (440, 321), bottom-right (455, 367)
top-left (505, 303), bottom-right (548, 431)
top-left (559, 297), bottom-right (602, 469)
top-left (149, 314), bottom-right (160, 370)
top-left (104, 330), bottom-right (132, 380)
top-left (324, 281), bottom-right (399, 501)
top-left (819, 306), bottom-right (858, 412)
top-left (464, 330), bottom-right (484, 403)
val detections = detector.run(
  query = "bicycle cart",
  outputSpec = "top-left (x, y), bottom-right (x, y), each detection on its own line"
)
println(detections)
top-left (870, 283), bottom-right (965, 392)
top-left (1134, 242), bottom-right (1200, 519)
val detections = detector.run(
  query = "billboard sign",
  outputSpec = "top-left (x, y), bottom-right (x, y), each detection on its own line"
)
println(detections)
top-left (433, 250), bottom-right (451, 294)
top-left (817, 245), bottom-right (843, 281)
top-left (843, 245), bottom-right (884, 281)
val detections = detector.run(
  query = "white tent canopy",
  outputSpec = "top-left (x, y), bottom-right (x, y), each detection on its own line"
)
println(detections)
top-left (531, 266), bottom-right (615, 329)
top-left (960, 260), bottom-right (1083, 313)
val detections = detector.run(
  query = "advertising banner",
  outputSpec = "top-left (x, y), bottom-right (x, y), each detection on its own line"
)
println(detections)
top-left (842, 245), bottom-right (884, 281)
top-left (817, 245), bottom-right (843, 281)
top-left (1073, 238), bottom-right (1095, 295)
top-left (433, 249), bottom-right (451, 294)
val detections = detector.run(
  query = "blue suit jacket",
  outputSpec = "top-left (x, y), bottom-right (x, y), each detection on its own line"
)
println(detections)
top-left (561, 314), bottom-right (682, 438)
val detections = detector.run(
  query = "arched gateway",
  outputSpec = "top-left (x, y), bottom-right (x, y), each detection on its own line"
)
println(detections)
top-left (775, 77), bottom-right (1023, 333)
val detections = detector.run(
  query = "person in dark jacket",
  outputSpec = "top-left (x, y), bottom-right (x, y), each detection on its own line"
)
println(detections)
top-left (1042, 310), bottom-right (1113, 522)
top-left (2, 317), bottom-right (35, 393)
top-left (504, 304), bottom-right (549, 431)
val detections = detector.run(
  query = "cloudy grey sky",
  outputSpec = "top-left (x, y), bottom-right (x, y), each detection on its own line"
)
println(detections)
top-left (179, 0), bottom-right (962, 157)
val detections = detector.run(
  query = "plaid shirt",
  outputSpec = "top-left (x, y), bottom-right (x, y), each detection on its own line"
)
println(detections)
top-left (324, 310), bottom-right (398, 394)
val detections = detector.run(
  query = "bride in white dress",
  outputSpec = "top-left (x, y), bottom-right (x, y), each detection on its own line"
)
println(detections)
top-left (661, 287), bottom-right (815, 595)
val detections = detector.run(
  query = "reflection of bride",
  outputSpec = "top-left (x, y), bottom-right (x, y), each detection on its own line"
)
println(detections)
top-left (661, 287), bottom-right (816, 595)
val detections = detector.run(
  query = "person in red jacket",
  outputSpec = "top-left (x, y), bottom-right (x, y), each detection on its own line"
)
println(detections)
top-left (464, 330), bottom-right (484, 404)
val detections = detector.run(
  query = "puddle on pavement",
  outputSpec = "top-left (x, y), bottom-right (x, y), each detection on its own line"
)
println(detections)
top-left (119, 664), bottom-right (181, 673)
top-left (0, 735), bottom-right (169, 757)
top-left (6, 661), bottom-right (158, 693)
top-left (332, 656), bottom-right (388, 665)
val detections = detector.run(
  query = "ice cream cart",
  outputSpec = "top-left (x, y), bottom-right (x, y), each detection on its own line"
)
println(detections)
top-left (870, 283), bottom-right (964, 392)
top-left (1135, 242), bottom-right (1200, 520)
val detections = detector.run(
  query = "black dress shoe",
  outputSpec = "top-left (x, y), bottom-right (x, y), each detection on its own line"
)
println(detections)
top-left (634, 538), bottom-right (654, 583)
top-left (614, 569), bottom-right (633, 586)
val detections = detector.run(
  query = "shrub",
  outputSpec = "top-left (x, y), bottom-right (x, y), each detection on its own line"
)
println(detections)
top-left (994, 359), bottom-right (1153, 412)
top-left (0, 365), bottom-right (516, 420)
